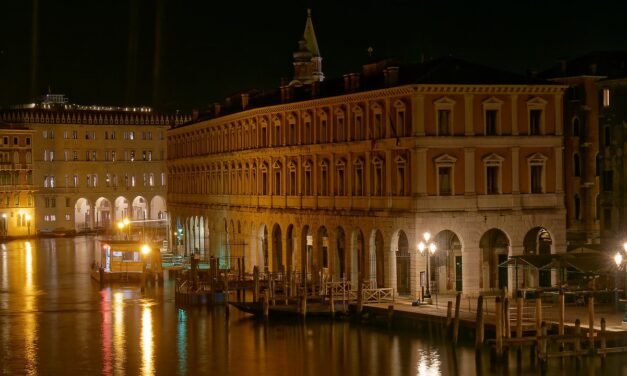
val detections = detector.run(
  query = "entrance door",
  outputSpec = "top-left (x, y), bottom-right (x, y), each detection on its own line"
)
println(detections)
top-left (498, 254), bottom-right (508, 289)
top-left (396, 251), bottom-right (410, 295)
top-left (455, 256), bottom-right (463, 291)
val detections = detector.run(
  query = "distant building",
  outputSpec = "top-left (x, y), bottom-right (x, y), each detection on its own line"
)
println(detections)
top-left (0, 94), bottom-right (191, 235)
top-left (166, 10), bottom-right (567, 297)
top-left (0, 122), bottom-right (35, 237)
top-left (543, 51), bottom-right (627, 253)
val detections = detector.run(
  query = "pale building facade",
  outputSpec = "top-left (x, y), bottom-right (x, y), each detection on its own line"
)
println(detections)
top-left (167, 56), bottom-right (567, 297)
top-left (0, 124), bottom-right (35, 237)
top-left (0, 104), bottom-right (191, 235)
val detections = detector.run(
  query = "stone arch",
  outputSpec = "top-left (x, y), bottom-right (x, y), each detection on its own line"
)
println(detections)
top-left (258, 224), bottom-right (269, 272)
top-left (368, 229), bottom-right (385, 288)
top-left (433, 230), bottom-right (463, 293)
top-left (479, 228), bottom-right (511, 291)
top-left (94, 197), bottom-right (112, 230)
top-left (114, 196), bottom-right (129, 221)
top-left (149, 195), bottom-right (166, 220)
top-left (391, 229), bottom-right (410, 295)
top-left (350, 228), bottom-right (365, 289)
top-left (271, 223), bottom-right (283, 272)
top-left (131, 196), bottom-right (148, 220)
top-left (74, 197), bottom-right (91, 232)
top-left (334, 226), bottom-right (346, 280)
top-left (286, 224), bottom-right (295, 273)
top-left (523, 227), bottom-right (554, 288)
top-left (300, 225), bottom-right (313, 279)
top-left (317, 226), bottom-right (329, 273)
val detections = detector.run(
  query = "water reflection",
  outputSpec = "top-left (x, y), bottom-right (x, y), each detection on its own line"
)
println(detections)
top-left (0, 238), bottom-right (625, 375)
top-left (141, 302), bottom-right (154, 376)
top-left (18, 241), bottom-right (38, 375)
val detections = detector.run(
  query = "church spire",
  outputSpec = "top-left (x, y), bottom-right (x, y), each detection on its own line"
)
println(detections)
top-left (303, 8), bottom-right (320, 57)
top-left (291, 8), bottom-right (324, 85)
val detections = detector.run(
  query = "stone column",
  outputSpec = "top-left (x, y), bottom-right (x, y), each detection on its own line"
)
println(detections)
top-left (464, 94), bottom-right (474, 136)
top-left (511, 94), bottom-right (519, 136)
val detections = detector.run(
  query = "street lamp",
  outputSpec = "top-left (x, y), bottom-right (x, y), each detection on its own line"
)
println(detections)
top-left (418, 231), bottom-right (437, 301)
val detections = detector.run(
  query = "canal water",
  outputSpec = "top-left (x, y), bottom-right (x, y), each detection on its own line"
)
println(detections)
top-left (0, 237), bottom-right (624, 375)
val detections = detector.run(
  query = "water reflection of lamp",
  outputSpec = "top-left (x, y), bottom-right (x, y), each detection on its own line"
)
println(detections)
top-left (418, 231), bottom-right (437, 302)
top-left (25, 214), bottom-right (32, 236)
top-left (1, 213), bottom-right (6, 237)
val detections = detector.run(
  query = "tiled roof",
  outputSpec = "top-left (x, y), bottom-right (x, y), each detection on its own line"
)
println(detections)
top-left (540, 51), bottom-right (627, 78)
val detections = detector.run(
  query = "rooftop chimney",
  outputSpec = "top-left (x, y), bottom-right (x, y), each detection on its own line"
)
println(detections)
top-left (241, 93), bottom-right (250, 110)
top-left (384, 66), bottom-right (399, 87)
top-left (214, 103), bottom-right (221, 116)
top-left (311, 81), bottom-right (320, 98)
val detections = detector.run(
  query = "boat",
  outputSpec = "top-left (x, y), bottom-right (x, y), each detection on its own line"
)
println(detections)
top-left (91, 239), bottom-right (162, 283)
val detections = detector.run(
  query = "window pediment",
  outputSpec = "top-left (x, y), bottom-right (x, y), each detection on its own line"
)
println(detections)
top-left (336, 159), bottom-right (346, 167)
top-left (394, 155), bottom-right (407, 164)
top-left (527, 152), bottom-right (547, 163)
top-left (371, 156), bottom-right (383, 165)
top-left (434, 96), bottom-right (456, 106)
top-left (435, 154), bottom-right (457, 165)
top-left (319, 159), bottom-right (329, 167)
top-left (353, 158), bottom-right (364, 167)
top-left (272, 160), bottom-right (282, 169)
top-left (527, 97), bottom-right (548, 108)
top-left (393, 99), bottom-right (406, 109)
top-left (482, 153), bottom-right (505, 164)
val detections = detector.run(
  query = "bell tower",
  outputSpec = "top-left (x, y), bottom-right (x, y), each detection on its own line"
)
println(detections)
top-left (291, 9), bottom-right (324, 85)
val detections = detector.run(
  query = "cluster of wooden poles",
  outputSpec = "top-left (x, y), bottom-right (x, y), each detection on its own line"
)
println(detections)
top-left (482, 290), bottom-right (627, 362)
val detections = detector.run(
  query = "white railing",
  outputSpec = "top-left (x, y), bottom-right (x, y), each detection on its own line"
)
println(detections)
top-left (363, 288), bottom-right (395, 303)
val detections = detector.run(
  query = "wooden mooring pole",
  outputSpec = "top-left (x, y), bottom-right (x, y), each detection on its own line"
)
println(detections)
top-left (600, 317), bottom-right (607, 358)
top-left (588, 294), bottom-right (595, 351)
top-left (446, 301), bottom-right (453, 329)
top-left (387, 305), bottom-right (394, 328)
top-left (516, 290), bottom-right (523, 338)
top-left (504, 297), bottom-right (511, 339)
top-left (574, 319), bottom-right (582, 360)
top-left (453, 292), bottom-right (461, 344)
top-left (495, 297), bottom-right (503, 358)
top-left (475, 295), bottom-right (484, 350)
top-left (253, 266), bottom-right (259, 303)
top-left (535, 297), bottom-right (542, 334)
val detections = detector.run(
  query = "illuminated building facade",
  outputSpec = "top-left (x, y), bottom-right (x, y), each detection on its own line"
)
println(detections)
top-left (543, 52), bottom-right (627, 252)
top-left (166, 11), bottom-right (567, 297)
top-left (0, 96), bottom-right (191, 235)
top-left (0, 123), bottom-right (35, 237)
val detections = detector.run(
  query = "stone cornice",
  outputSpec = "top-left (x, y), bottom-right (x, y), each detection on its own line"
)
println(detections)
top-left (170, 83), bottom-right (566, 136)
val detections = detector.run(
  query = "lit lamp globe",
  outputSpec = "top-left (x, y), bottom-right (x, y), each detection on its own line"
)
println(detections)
top-left (141, 245), bottom-right (151, 255)
top-left (616, 252), bottom-right (624, 268)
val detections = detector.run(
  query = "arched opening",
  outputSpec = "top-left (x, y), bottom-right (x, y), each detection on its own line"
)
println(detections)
top-left (131, 196), bottom-right (148, 220)
top-left (368, 229), bottom-right (385, 288)
top-left (258, 224), bottom-right (269, 272)
top-left (433, 230), bottom-right (462, 293)
top-left (334, 226), bottom-right (346, 280)
top-left (286, 224), bottom-right (294, 273)
top-left (317, 226), bottom-right (329, 275)
top-left (523, 227), bottom-right (553, 288)
top-left (300, 225), bottom-right (313, 279)
top-left (114, 196), bottom-right (129, 221)
top-left (74, 198), bottom-right (91, 232)
top-left (149, 195), bottom-right (166, 220)
top-left (395, 230), bottom-right (410, 295)
top-left (479, 229), bottom-right (510, 291)
top-left (94, 197), bottom-right (112, 231)
top-left (272, 223), bottom-right (283, 272)
top-left (350, 229), bottom-right (364, 289)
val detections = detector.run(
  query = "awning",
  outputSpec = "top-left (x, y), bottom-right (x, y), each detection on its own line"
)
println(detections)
top-left (498, 254), bottom-right (559, 269)
top-left (540, 253), bottom-right (615, 275)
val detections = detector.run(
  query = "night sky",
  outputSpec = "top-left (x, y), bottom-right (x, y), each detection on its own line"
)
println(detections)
top-left (1, 0), bottom-right (626, 112)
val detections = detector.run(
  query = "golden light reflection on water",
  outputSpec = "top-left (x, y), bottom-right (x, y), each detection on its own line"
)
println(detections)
top-left (23, 241), bottom-right (38, 376)
top-left (113, 292), bottom-right (126, 374)
top-left (141, 303), bottom-right (154, 376)
top-left (416, 348), bottom-right (441, 376)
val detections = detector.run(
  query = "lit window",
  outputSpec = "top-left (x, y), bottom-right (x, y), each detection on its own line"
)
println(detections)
top-left (603, 88), bottom-right (610, 107)
top-left (527, 153), bottom-right (547, 194)
top-left (483, 153), bottom-right (504, 194)
top-left (435, 154), bottom-right (457, 196)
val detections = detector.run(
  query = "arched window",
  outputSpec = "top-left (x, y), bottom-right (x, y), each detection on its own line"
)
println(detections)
top-left (573, 153), bottom-right (581, 177)
top-left (572, 117), bottom-right (580, 137)
top-left (574, 194), bottom-right (581, 221)
top-left (319, 159), bottom-right (329, 196)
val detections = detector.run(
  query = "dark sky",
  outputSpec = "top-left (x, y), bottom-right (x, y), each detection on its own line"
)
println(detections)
top-left (1, 0), bottom-right (626, 112)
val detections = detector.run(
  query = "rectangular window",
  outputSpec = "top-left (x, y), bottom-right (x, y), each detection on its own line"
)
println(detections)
top-left (72, 151), bottom-right (78, 161)
top-left (485, 110), bottom-right (498, 136)
top-left (65, 214), bottom-right (71, 221)
top-left (72, 130), bottom-right (78, 139)
top-left (486, 166), bottom-right (499, 194)
top-left (66, 198), bottom-right (70, 207)
top-left (530, 110), bottom-right (542, 135)
top-left (531, 165), bottom-right (543, 193)
top-left (438, 109), bottom-right (450, 135)
top-left (603, 88), bottom-right (610, 107)
top-left (439, 167), bottom-right (452, 196)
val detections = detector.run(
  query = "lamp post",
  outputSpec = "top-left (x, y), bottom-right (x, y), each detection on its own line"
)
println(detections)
top-left (418, 231), bottom-right (437, 301)
top-left (615, 247), bottom-right (627, 327)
